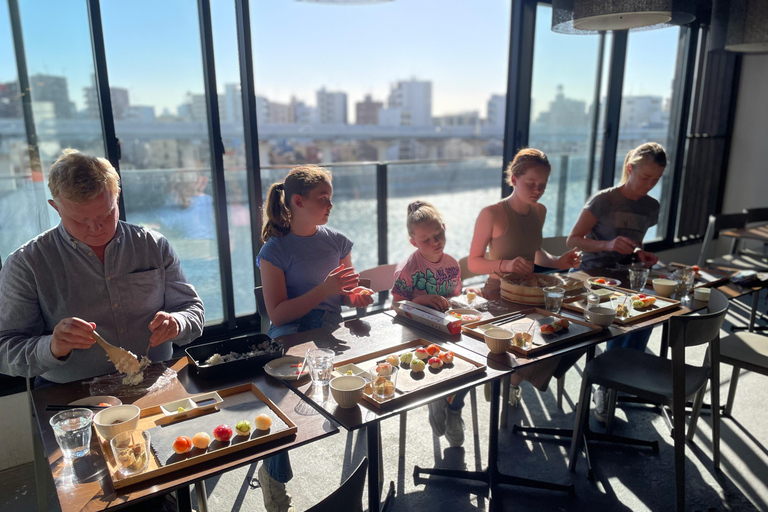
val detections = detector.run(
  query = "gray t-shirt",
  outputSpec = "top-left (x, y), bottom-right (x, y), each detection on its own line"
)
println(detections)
top-left (580, 187), bottom-right (659, 270)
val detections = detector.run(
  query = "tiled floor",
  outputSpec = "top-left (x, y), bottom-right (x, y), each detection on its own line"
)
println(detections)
top-left (4, 296), bottom-right (767, 512)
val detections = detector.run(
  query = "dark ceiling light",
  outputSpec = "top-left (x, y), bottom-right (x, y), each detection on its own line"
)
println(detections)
top-left (554, 0), bottom-right (696, 33)
top-left (725, 0), bottom-right (768, 53)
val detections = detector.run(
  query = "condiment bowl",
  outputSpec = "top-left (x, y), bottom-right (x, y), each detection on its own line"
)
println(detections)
top-left (584, 306), bottom-right (616, 327)
top-left (330, 375), bottom-right (366, 408)
top-left (652, 278), bottom-right (677, 298)
top-left (484, 328), bottom-right (512, 354)
top-left (693, 287), bottom-right (711, 302)
top-left (93, 404), bottom-right (140, 441)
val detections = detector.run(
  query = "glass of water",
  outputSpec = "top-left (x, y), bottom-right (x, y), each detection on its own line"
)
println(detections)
top-left (543, 286), bottom-right (565, 314)
top-left (49, 408), bottom-right (94, 459)
top-left (628, 266), bottom-right (650, 291)
top-left (306, 348), bottom-right (335, 387)
top-left (673, 268), bottom-right (696, 297)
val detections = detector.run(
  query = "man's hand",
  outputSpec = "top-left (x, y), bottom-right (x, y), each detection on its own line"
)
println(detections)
top-left (149, 312), bottom-right (179, 347)
top-left (50, 318), bottom-right (96, 359)
top-left (637, 250), bottom-right (658, 266)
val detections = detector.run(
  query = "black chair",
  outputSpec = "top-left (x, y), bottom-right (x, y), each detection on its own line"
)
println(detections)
top-left (697, 213), bottom-right (768, 270)
top-left (737, 207), bottom-right (768, 260)
top-left (568, 289), bottom-right (729, 512)
top-left (306, 457), bottom-right (368, 512)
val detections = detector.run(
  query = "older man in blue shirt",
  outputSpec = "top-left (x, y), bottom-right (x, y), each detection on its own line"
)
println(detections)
top-left (0, 149), bottom-right (204, 383)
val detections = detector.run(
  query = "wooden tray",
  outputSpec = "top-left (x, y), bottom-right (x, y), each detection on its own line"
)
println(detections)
top-left (333, 339), bottom-right (486, 409)
top-left (95, 383), bottom-right (297, 489)
top-left (562, 286), bottom-right (681, 325)
top-left (462, 308), bottom-right (602, 356)
top-left (666, 262), bottom-right (738, 289)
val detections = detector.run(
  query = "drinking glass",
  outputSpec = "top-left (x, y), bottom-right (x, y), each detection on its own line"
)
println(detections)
top-left (50, 408), bottom-right (94, 459)
top-left (110, 430), bottom-right (150, 476)
top-left (369, 364), bottom-right (398, 400)
top-left (628, 267), bottom-right (650, 291)
top-left (610, 296), bottom-right (632, 319)
top-left (674, 268), bottom-right (696, 297)
top-left (306, 348), bottom-right (335, 387)
top-left (512, 324), bottom-right (533, 351)
top-left (543, 286), bottom-right (565, 314)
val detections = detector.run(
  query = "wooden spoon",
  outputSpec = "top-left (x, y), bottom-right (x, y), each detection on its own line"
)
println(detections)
top-left (92, 331), bottom-right (141, 374)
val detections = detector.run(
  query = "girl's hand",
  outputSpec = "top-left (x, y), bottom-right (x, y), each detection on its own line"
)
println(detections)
top-left (557, 249), bottom-right (582, 270)
top-left (348, 286), bottom-right (375, 308)
top-left (323, 264), bottom-right (359, 297)
top-left (606, 236), bottom-right (636, 255)
top-left (636, 250), bottom-right (658, 266)
top-left (413, 294), bottom-right (451, 312)
top-left (500, 257), bottom-right (534, 275)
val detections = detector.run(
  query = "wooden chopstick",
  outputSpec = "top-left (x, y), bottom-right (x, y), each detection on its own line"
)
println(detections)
top-left (46, 405), bottom-right (110, 412)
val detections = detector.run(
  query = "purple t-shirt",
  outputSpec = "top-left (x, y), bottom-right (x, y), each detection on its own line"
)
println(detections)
top-left (392, 250), bottom-right (461, 301)
top-left (257, 225), bottom-right (353, 315)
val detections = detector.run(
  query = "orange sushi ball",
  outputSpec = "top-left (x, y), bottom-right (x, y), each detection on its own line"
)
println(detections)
top-left (172, 436), bottom-right (192, 454)
top-left (426, 344), bottom-right (441, 356)
top-left (192, 432), bottom-right (210, 449)
top-left (438, 351), bottom-right (454, 364)
top-left (254, 413), bottom-right (273, 431)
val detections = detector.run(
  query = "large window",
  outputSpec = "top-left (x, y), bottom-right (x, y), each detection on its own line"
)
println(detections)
top-left (528, 4), bottom-right (602, 238)
top-left (615, 27), bottom-right (681, 241)
top-left (0, 1), bottom-right (106, 259)
top-left (101, 1), bottom-right (225, 323)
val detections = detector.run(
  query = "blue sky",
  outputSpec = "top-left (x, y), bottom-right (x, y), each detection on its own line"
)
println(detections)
top-left (1, 1), bottom-right (678, 118)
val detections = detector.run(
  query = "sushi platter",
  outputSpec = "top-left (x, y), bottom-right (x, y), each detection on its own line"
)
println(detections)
top-left (94, 383), bottom-right (296, 489)
top-left (462, 309), bottom-right (602, 356)
top-left (331, 339), bottom-right (487, 409)
top-left (562, 286), bottom-right (681, 325)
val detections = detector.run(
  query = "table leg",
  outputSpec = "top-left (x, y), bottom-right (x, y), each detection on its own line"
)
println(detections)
top-left (195, 481), bottom-right (209, 512)
top-left (367, 422), bottom-right (382, 512)
top-left (27, 379), bottom-right (49, 512)
top-left (176, 485), bottom-right (193, 512)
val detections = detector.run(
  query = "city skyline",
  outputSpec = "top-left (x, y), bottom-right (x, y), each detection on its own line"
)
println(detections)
top-left (1, 1), bottom-right (679, 121)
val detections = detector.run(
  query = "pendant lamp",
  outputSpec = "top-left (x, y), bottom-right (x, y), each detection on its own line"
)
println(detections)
top-left (726, 0), bottom-right (768, 53)
top-left (562, 0), bottom-right (696, 32)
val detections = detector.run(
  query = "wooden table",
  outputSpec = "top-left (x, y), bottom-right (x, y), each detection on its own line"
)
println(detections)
top-left (276, 315), bottom-right (512, 512)
top-left (30, 358), bottom-right (338, 512)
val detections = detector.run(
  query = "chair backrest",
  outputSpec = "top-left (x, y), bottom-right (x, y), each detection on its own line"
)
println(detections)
top-left (745, 207), bottom-right (768, 224)
top-left (359, 263), bottom-right (397, 293)
top-left (458, 253), bottom-right (490, 281)
top-left (697, 213), bottom-right (748, 267)
top-left (668, 288), bottom-right (729, 350)
top-left (306, 457), bottom-right (368, 512)
top-left (254, 286), bottom-right (267, 318)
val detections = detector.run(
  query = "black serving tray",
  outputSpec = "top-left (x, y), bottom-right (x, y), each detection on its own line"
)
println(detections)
top-left (185, 334), bottom-right (283, 380)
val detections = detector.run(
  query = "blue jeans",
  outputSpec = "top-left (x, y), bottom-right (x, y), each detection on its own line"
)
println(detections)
top-left (264, 308), bottom-right (342, 483)
top-left (606, 327), bottom-right (653, 352)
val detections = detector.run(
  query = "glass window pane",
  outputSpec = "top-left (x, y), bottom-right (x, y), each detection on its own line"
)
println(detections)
top-left (387, 158), bottom-right (503, 266)
top-left (249, 1), bottom-right (511, 270)
top-left (529, 4), bottom-right (602, 238)
top-left (1, 1), bottom-right (106, 258)
top-left (615, 28), bottom-right (681, 241)
top-left (101, 1), bottom-right (225, 324)
top-left (212, 2), bottom-right (255, 317)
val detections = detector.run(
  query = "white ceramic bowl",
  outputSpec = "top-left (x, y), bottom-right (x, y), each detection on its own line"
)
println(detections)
top-left (652, 278), bottom-right (677, 298)
top-left (68, 395), bottom-right (122, 407)
top-left (330, 375), bottom-right (366, 408)
top-left (693, 287), bottom-right (711, 302)
top-left (93, 404), bottom-right (140, 441)
top-left (584, 306), bottom-right (616, 327)
top-left (484, 328), bottom-right (512, 354)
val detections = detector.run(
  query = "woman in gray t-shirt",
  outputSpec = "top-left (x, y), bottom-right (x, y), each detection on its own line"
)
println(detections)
top-left (567, 142), bottom-right (667, 270)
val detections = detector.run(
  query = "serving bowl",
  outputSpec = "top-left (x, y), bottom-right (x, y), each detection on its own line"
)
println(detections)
top-left (584, 306), bottom-right (616, 327)
top-left (484, 328), bottom-right (513, 354)
top-left (93, 404), bottom-right (140, 441)
top-left (693, 287), bottom-right (711, 302)
top-left (652, 278), bottom-right (677, 298)
top-left (330, 375), bottom-right (366, 408)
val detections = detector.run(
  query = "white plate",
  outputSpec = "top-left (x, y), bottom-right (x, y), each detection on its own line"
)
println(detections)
top-left (587, 277), bottom-right (621, 287)
top-left (332, 363), bottom-right (367, 379)
top-left (264, 356), bottom-right (310, 380)
top-left (446, 308), bottom-right (483, 324)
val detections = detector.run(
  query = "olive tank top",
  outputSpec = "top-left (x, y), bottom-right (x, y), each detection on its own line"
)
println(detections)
top-left (487, 200), bottom-right (543, 273)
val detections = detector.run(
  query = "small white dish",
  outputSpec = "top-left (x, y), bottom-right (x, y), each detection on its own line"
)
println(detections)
top-left (189, 391), bottom-right (223, 409)
top-left (160, 398), bottom-right (197, 417)
top-left (333, 363), bottom-right (366, 378)
top-left (588, 277), bottom-right (621, 287)
top-left (446, 308), bottom-right (483, 324)
top-left (264, 356), bottom-right (310, 380)
top-left (693, 287), bottom-right (711, 302)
